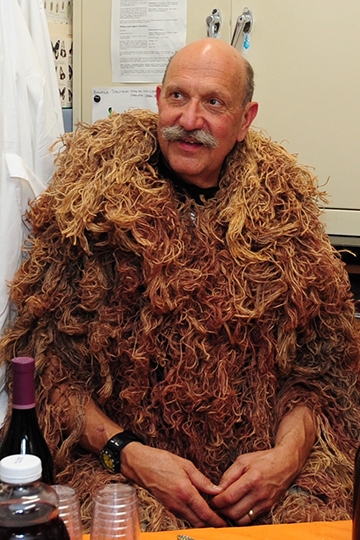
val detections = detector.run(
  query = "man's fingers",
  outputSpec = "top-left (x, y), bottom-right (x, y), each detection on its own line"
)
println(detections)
top-left (185, 492), bottom-right (227, 528)
top-left (185, 462), bottom-right (223, 496)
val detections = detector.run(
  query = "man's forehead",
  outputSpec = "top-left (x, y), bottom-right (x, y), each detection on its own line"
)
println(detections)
top-left (165, 50), bottom-right (243, 86)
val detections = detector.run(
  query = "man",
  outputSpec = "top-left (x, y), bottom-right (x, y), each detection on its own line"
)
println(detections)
top-left (1, 39), bottom-right (360, 532)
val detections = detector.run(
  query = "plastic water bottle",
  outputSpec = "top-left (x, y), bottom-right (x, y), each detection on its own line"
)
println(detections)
top-left (0, 454), bottom-right (70, 539)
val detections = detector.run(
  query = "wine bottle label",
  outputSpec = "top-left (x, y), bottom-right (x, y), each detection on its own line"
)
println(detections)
top-left (12, 357), bottom-right (36, 409)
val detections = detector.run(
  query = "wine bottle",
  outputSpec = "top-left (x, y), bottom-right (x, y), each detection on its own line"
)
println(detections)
top-left (0, 357), bottom-right (55, 484)
top-left (0, 454), bottom-right (70, 540)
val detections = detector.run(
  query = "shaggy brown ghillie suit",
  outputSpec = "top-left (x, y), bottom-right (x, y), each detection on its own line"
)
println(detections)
top-left (1, 110), bottom-right (360, 532)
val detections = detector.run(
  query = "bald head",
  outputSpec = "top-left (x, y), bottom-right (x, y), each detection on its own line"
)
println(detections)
top-left (162, 38), bottom-right (254, 106)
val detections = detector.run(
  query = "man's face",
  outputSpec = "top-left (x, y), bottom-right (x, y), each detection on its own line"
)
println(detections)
top-left (156, 43), bottom-right (256, 189)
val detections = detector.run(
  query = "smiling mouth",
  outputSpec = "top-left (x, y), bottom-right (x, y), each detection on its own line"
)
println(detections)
top-left (176, 139), bottom-right (205, 152)
top-left (182, 138), bottom-right (202, 145)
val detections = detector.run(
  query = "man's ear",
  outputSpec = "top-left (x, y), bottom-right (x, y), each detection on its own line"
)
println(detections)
top-left (156, 85), bottom-right (162, 108)
top-left (237, 101), bottom-right (259, 142)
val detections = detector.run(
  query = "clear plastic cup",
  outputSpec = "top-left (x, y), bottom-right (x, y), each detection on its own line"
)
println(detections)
top-left (52, 484), bottom-right (83, 540)
top-left (90, 484), bottom-right (141, 539)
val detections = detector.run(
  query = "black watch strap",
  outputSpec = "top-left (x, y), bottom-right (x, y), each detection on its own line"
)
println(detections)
top-left (99, 430), bottom-right (144, 473)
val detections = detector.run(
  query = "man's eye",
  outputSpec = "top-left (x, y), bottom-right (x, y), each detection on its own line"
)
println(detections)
top-left (209, 98), bottom-right (221, 106)
top-left (172, 92), bottom-right (182, 99)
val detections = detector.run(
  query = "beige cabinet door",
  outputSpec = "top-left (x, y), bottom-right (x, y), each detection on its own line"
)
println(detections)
top-left (230, 0), bottom-right (360, 236)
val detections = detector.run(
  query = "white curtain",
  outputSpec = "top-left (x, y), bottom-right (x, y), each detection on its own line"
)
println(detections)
top-left (0, 0), bottom-right (64, 425)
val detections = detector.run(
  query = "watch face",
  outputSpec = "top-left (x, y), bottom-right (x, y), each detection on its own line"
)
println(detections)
top-left (100, 448), bottom-right (119, 473)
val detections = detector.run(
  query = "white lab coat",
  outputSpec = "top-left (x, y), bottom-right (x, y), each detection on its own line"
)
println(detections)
top-left (0, 0), bottom-right (64, 424)
top-left (17, 0), bottom-right (64, 133)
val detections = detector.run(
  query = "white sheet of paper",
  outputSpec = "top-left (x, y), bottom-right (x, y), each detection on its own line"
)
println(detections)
top-left (111, 0), bottom-right (187, 82)
top-left (92, 86), bottom-right (157, 122)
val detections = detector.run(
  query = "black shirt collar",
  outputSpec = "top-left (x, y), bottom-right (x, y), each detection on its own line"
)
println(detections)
top-left (158, 155), bottom-right (219, 204)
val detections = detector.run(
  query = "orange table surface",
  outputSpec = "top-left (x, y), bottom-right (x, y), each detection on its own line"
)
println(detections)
top-left (82, 519), bottom-right (352, 539)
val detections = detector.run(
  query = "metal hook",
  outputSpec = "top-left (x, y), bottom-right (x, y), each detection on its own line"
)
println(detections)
top-left (231, 7), bottom-right (253, 48)
top-left (206, 8), bottom-right (222, 39)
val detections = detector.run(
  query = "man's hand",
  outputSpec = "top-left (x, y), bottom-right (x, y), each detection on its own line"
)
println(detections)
top-left (212, 405), bottom-right (316, 524)
top-left (211, 446), bottom-right (294, 523)
top-left (121, 443), bottom-right (227, 528)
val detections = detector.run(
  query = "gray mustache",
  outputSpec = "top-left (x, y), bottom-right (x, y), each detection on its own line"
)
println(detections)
top-left (161, 125), bottom-right (218, 149)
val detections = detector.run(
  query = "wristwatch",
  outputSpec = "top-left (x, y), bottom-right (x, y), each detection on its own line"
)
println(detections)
top-left (99, 430), bottom-right (144, 473)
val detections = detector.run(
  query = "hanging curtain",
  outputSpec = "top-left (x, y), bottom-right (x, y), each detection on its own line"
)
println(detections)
top-left (0, 0), bottom-right (64, 424)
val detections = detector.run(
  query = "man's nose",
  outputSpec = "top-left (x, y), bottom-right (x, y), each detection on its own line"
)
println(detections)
top-left (179, 100), bottom-right (204, 131)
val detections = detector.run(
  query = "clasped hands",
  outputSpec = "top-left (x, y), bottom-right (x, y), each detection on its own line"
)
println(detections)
top-left (121, 443), bottom-right (299, 528)
top-left (118, 406), bottom-right (314, 528)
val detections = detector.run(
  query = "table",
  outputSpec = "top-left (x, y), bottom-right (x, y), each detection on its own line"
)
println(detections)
top-left (83, 519), bottom-right (353, 539)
